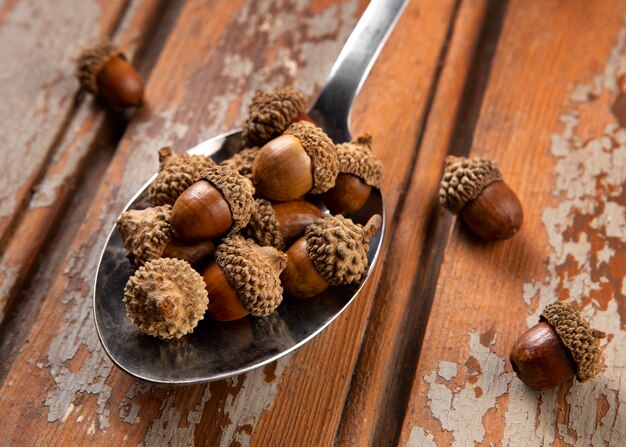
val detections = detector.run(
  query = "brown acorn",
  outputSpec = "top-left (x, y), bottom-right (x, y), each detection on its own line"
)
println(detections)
top-left (510, 302), bottom-right (606, 389)
top-left (244, 198), bottom-right (323, 250)
top-left (124, 258), bottom-right (209, 339)
top-left (149, 147), bottom-right (216, 206)
top-left (439, 156), bottom-right (523, 240)
top-left (201, 235), bottom-right (287, 321)
top-left (321, 135), bottom-right (383, 215)
top-left (281, 214), bottom-right (382, 298)
top-left (76, 42), bottom-right (144, 108)
top-left (252, 121), bottom-right (339, 201)
top-left (171, 165), bottom-right (255, 242)
top-left (117, 205), bottom-right (215, 267)
top-left (242, 87), bottom-right (309, 147)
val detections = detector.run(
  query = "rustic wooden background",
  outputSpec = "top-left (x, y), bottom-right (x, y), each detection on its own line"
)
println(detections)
top-left (0, 0), bottom-right (624, 445)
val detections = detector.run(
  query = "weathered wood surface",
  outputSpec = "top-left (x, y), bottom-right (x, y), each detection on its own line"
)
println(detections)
top-left (399, 1), bottom-right (626, 446)
top-left (1, 0), bottom-right (625, 445)
top-left (0, 0), bottom-right (173, 329)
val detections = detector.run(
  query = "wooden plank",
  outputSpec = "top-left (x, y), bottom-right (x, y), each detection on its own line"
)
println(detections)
top-left (399, 1), bottom-right (626, 445)
top-left (0, 0), bottom-right (171, 327)
top-left (0, 0), bottom-right (452, 445)
top-left (334, 0), bottom-right (498, 445)
top-left (0, 0), bottom-right (128, 251)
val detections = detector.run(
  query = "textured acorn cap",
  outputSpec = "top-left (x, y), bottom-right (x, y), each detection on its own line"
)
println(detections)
top-left (242, 87), bottom-right (307, 147)
top-left (215, 235), bottom-right (287, 316)
top-left (123, 258), bottom-right (209, 339)
top-left (540, 302), bottom-right (606, 382)
top-left (149, 147), bottom-right (216, 206)
top-left (305, 214), bottom-right (382, 286)
top-left (244, 198), bottom-right (284, 250)
top-left (335, 134), bottom-right (383, 187)
top-left (284, 121), bottom-right (339, 194)
top-left (220, 147), bottom-right (260, 180)
top-left (196, 164), bottom-right (255, 234)
top-left (117, 205), bottom-right (173, 267)
top-left (76, 42), bottom-right (125, 95)
top-left (439, 156), bottom-right (503, 214)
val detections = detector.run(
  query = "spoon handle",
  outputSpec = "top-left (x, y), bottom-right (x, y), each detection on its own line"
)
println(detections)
top-left (309, 0), bottom-right (409, 143)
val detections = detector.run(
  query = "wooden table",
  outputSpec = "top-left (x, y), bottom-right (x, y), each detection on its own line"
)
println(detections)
top-left (0, 0), bottom-right (624, 445)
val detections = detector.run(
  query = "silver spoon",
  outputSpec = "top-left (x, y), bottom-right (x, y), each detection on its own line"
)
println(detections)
top-left (94, 0), bottom-right (408, 384)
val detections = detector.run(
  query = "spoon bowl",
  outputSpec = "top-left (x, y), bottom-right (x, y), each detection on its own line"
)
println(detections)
top-left (94, 0), bottom-right (407, 384)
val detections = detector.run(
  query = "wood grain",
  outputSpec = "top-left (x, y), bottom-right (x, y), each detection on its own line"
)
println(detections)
top-left (335, 0), bottom-right (499, 445)
top-left (0, 0), bottom-right (448, 444)
top-left (0, 0), bottom-right (171, 330)
top-left (0, 0), bottom-right (127, 251)
top-left (399, 1), bottom-right (626, 445)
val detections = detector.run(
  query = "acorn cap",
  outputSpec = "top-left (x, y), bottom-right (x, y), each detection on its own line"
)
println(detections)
top-left (123, 258), bottom-right (209, 339)
top-left (196, 164), bottom-right (255, 234)
top-left (305, 214), bottom-right (382, 286)
top-left (117, 205), bottom-right (173, 267)
top-left (242, 87), bottom-right (307, 147)
top-left (245, 198), bottom-right (284, 250)
top-left (76, 42), bottom-right (125, 95)
top-left (220, 146), bottom-right (260, 180)
top-left (215, 235), bottom-right (287, 316)
top-left (149, 147), bottom-right (216, 206)
top-left (283, 121), bottom-right (339, 194)
top-left (540, 302), bottom-right (606, 382)
top-left (439, 156), bottom-right (503, 214)
top-left (335, 134), bottom-right (383, 187)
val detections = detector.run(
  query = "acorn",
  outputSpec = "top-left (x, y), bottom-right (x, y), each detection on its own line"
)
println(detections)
top-left (201, 235), bottom-right (287, 321)
top-left (244, 198), bottom-right (323, 250)
top-left (117, 205), bottom-right (215, 267)
top-left (76, 42), bottom-right (144, 108)
top-left (149, 147), bottom-right (216, 206)
top-left (242, 87), bottom-right (310, 147)
top-left (510, 302), bottom-right (606, 389)
top-left (123, 258), bottom-right (209, 339)
top-left (321, 134), bottom-right (383, 215)
top-left (281, 214), bottom-right (382, 298)
top-left (220, 146), bottom-right (260, 180)
top-left (439, 156), bottom-right (523, 240)
top-left (171, 164), bottom-right (255, 242)
top-left (252, 121), bottom-right (339, 201)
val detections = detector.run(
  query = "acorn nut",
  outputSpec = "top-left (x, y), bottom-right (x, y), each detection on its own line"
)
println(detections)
top-left (201, 235), bottom-right (287, 321)
top-left (281, 214), bottom-right (382, 298)
top-left (245, 198), bottom-right (323, 250)
top-left (252, 121), bottom-right (339, 201)
top-left (509, 302), bottom-right (606, 389)
top-left (321, 135), bottom-right (383, 215)
top-left (117, 205), bottom-right (215, 267)
top-left (124, 258), bottom-right (209, 339)
top-left (149, 147), bottom-right (216, 206)
top-left (171, 165), bottom-right (255, 242)
top-left (76, 42), bottom-right (144, 108)
top-left (242, 86), bottom-right (310, 147)
top-left (439, 156), bottom-right (523, 240)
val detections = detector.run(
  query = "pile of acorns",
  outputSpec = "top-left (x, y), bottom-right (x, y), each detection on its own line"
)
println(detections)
top-left (117, 87), bottom-right (383, 340)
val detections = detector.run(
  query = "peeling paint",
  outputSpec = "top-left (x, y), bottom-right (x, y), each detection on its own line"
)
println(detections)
top-left (0, 0), bottom-right (102, 220)
top-left (139, 385), bottom-right (211, 447)
top-left (504, 15), bottom-right (626, 447)
top-left (407, 426), bottom-right (437, 447)
top-left (423, 332), bottom-right (511, 446)
top-left (219, 356), bottom-right (290, 447)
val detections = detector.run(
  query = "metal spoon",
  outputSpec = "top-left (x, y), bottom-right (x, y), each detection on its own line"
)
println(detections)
top-left (94, 0), bottom-right (408, 384)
